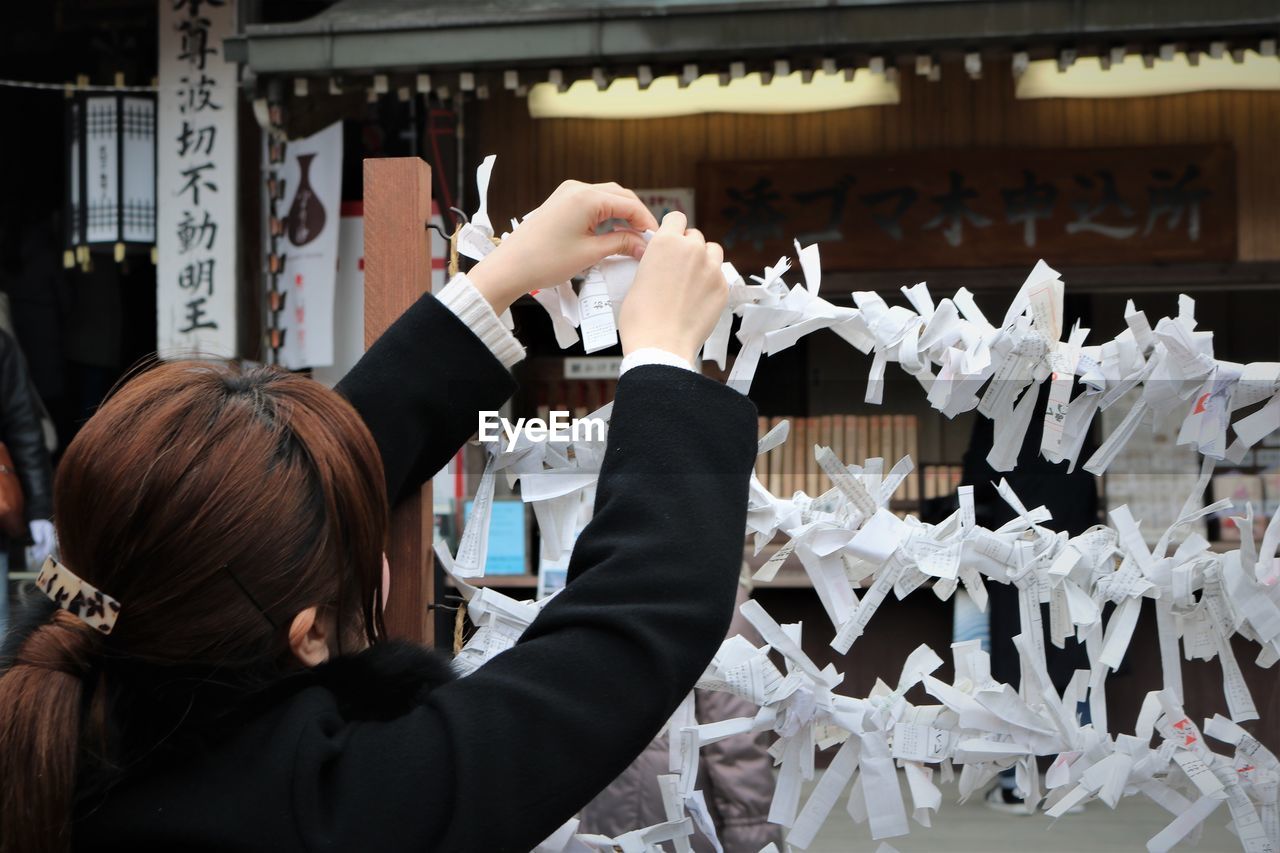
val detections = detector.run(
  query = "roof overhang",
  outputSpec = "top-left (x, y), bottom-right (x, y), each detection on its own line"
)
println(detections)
top-left (226, 0), bottom-right (1280, 77)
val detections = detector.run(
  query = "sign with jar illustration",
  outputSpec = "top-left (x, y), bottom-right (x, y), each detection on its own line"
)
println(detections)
top-left (262, 121), bottom-right (343, 369)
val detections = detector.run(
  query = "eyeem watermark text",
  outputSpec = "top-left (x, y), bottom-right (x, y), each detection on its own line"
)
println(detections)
top-left (478, 411), bottom-right (606, 452)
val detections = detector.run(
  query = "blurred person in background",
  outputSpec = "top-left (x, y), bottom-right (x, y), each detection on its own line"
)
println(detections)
top-left (962, 382), bottom-right (1098, 814)
top-left (579, 567), bottom-right (785, 851)
top-left (0, 325), bottom-right (55, 639)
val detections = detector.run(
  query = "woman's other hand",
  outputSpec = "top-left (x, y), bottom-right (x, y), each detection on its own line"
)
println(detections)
top-left (618, 211), bottom-right (728, 365)
top-left (467, 181), bottom-right (659, 314)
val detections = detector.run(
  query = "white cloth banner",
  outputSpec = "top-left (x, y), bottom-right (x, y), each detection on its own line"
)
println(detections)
top-left (157, 0), bottom-right (238, 359)
top-left (311, 201), bottom-right (446, 381)
top-left (270, 121), bottom-right (343, 369)
top-left (312, 211), bottom-right (364, 387)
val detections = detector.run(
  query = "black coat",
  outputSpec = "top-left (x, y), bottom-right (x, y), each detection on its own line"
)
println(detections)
top-left (0, 327), bottom-right (52, 524)
top-left (66, 292), bottom-right (759, 851)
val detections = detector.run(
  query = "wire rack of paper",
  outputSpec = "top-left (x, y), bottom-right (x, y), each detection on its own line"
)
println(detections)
top-left (438, 156), bottom-right (1280, 853)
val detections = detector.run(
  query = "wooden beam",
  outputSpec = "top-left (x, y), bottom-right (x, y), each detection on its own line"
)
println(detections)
top-left (363, 156), bottom-right (435, 645)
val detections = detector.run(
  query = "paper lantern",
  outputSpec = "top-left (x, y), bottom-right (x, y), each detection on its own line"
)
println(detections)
top-left (65, 91), bottom-right (156, 266)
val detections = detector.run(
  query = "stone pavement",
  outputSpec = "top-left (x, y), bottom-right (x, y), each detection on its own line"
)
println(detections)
top-left (796, 779), bottom-right (1240, 852)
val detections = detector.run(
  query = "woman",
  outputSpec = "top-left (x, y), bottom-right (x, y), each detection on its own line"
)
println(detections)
top-left (0, 181), bottom-right (759, 853)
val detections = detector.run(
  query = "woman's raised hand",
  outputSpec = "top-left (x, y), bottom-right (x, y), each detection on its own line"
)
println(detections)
top-left (618, 211), bottom-right (728, 365)
top-left (467, 180), bottom-right (659, 314)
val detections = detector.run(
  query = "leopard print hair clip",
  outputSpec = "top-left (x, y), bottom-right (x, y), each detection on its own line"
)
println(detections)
top-left (34, 556), bottom-right (122, 635)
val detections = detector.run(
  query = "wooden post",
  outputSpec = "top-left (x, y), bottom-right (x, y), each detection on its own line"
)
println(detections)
top-left (363, 157), bottom-right (435, 644)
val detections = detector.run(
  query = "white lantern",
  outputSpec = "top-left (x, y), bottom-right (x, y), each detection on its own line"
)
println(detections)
top-left (65, 91), bottom-right (156, 265)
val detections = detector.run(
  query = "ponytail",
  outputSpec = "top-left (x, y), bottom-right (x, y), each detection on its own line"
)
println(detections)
top-left (0, 610), bottom-right (102, 853)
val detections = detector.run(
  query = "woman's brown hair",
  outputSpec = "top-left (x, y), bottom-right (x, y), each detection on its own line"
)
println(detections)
top-left (0, 361), bottom-right (390, 853)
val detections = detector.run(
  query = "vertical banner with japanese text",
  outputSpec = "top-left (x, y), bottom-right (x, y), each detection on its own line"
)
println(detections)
top-left (157, 0), bottom-right (238, 359)
top-left (267, 121), bottom-right (343, 370)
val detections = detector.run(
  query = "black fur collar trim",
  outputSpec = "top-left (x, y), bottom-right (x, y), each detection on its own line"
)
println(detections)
top-left (300, 640), bottom-right (458, 719)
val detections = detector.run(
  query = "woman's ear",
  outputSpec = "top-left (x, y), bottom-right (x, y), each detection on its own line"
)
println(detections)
top-left (381, 553), bottom-right (391, 611)
top-left (288, 606), bottom-right (331, 667)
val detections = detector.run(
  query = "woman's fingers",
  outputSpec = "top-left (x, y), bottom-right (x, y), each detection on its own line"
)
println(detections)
top-left (658, 210), bottom-right (688, 235)
top-left (467, 177), bottom-right (699, 313)
top-left (705, 241), bottom-right (725, 268)
top-left (590, 181), bottom-right (644, 205)
top-left (618, 221), bottom-right (731, 364)
top-left (596, 229), bottom-right (648, 261)
top-left (589, 188), bottom-right (660, 233)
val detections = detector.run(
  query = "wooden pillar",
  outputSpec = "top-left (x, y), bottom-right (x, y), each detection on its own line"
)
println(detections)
top-left (363, 157), bottom-right (435, 644)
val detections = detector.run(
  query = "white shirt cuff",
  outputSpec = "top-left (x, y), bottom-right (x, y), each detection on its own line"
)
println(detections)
top-left (436, 273), bottom-right (526, 369)
top-left (619, 348), bottom-right (695, 376)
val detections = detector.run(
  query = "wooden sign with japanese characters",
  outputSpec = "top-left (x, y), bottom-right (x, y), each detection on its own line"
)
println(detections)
top-left (698, 145), bottom-right (1235, 271)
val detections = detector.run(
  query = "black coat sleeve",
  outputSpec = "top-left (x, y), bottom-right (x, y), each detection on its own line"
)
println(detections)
top-left (0, 329), bottom-right (52, 522)
top-left (335, 292), bottom-right (516, 504)
top-left (288, 366), bottom-right (758, 853)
